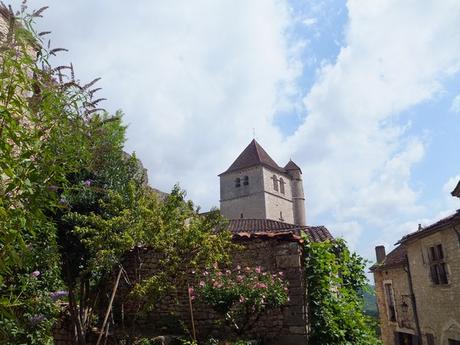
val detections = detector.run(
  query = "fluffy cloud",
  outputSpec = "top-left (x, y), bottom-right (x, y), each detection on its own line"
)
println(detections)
top-left (286, 0), bottom-right (460, 253)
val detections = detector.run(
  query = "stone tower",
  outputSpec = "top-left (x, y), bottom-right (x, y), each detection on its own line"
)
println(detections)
top-left (219, 139), bottom-right (306, 226)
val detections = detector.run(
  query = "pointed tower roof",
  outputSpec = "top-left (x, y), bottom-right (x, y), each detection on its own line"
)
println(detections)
top-left (220, 139), bottom-right (284, 175)
top-left (284, 159), bottom-right (302, 174)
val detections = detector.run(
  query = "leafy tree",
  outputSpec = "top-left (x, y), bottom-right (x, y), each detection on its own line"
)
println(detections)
top-left (0, 4), bottom-right (102, 343)
top-left (303, 238), bottom-right (381, 345)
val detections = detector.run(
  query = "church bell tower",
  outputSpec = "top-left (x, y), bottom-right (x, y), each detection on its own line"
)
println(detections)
top-left (219, 139), bottom-right (306, 226)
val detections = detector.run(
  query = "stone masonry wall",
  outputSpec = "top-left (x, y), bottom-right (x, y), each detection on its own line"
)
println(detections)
top-left (406, 226), bottom-right (460, 344)
top-left (220, 166), bottom-right (267, 220)
top-left (111, 237), bottom-right (307, 345)
top-left (374, 265), bottom-right (416, 345)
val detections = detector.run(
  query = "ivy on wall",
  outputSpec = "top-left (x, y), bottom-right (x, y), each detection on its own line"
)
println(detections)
top-left (303, 237), bottom-right (381, 345)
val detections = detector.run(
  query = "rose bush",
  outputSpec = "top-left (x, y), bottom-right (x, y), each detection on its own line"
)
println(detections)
top-left (195, 265), bottom-right (288, 336)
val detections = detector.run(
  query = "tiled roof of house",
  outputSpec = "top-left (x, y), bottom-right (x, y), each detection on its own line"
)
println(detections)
top-left (452, 180), bottom-right (460, 198)
top-left (370, 245), bottom-right (407, 271)
top-left (220, 139), bottom-right (285, 175)
top-left (227, 218), bottom-right (333, 242)
top-left (399, 210), bottom-right (460, 244)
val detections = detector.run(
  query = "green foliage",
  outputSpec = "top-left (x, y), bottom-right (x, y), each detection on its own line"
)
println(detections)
top-left (128, 187), bottom-right (233, 311)
top-left (0, 4), bottom-right (102, 343)
top-left (303, 238), bottom-right (381, 345)
top-left (195, 265), bottom-right (288, 336)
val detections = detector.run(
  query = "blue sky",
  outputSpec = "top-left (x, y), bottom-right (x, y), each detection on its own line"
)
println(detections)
top-left (13, 0), bottom-right (460, 265)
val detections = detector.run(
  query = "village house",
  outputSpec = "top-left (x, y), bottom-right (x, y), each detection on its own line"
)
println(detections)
top-left (371, 181), bottom-right (460, 345)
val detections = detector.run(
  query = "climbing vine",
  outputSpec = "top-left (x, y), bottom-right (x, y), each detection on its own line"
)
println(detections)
top-left (303, 237), bottom-right (381, 345)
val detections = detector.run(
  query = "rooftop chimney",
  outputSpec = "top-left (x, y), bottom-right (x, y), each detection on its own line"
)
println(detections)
top-left (375, 245), bottom-right (386, 264)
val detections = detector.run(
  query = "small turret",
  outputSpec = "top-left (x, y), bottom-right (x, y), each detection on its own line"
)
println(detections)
top-left (284, 160), bottom-right (306, 226)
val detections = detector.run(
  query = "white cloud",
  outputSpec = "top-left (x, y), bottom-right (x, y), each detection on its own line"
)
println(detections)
top-left (450, 94), bottom-right (460, 113)
top-left (285, 1), bottom-right (460, 246)
top-left (302, 18), bottom-right (317, 27)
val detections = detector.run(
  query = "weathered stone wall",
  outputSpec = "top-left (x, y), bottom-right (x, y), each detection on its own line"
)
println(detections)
top-left (112, 237), bottom-right (307, 344)
top-left (220, 165), bottom-right (298, 224)
top-left (220, 166), bottom-right (267, 220)
top-left (262, 166), bottom-right (295, 224)
top-left (373, 265), bottom-right (416, 345)
top-left (406, 226), bottom-right (460, 344)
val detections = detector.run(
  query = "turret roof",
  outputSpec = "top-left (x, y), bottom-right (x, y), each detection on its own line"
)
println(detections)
top-left (220, 139), bottom-right (285, 175)
top-left (284, 159), bottom-right (302, 173)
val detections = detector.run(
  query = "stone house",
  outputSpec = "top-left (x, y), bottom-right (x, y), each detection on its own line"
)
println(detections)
top-left (371, 181), bottom-right (460, 345)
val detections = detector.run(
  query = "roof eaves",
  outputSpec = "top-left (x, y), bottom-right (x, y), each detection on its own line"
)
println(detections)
top-left (398, 211), bottom-right (460, 244)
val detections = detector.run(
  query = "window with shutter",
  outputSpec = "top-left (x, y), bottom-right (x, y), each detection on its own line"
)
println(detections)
top-left (428, 244), bottom-right (448, 285)
top-left (384, 283), bottom-right (396, 322)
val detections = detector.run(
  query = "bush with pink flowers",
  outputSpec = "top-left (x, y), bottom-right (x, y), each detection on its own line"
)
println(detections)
top-left (195, 265), bottom-right (288, 336)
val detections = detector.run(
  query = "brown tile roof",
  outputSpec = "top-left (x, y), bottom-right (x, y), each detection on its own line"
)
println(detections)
top-left (227, 218), bottom-right (333, 242)
top-left (233, 231), bottom-right (303, 243)
top-left (452, 180), bottom-right (460, 198)
top-left (399, 210), bottom-right (460, 244)
top-left (220, 139), bottom-right (285, 175)
top-left (370, 245), bottom-right (407, 271)
top-left (284, 159), bottom-right (302, 173)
